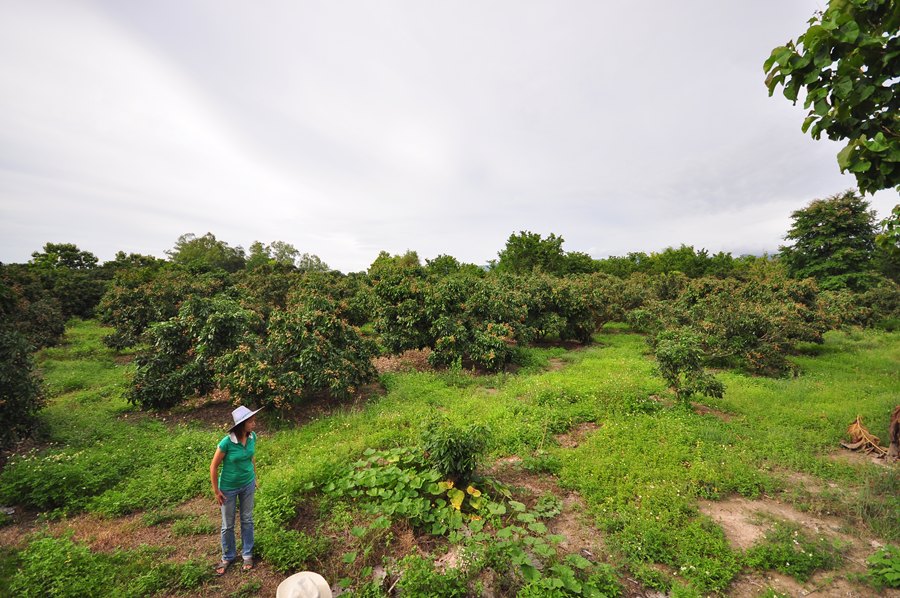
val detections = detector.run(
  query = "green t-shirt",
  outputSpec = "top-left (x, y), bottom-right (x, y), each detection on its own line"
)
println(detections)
top-left (217, 431), bottom-right (256, 491)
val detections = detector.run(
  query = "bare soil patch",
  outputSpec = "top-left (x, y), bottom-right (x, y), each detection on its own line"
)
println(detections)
top-left (547, 357), bottom-right (566, 371)
top-left (555, 422), bottom-right (601, 449)
top-left (691, 401), bottom-right (734, 422)
top-left (828, 447), bottom-right (896, 468)
top-left (699, 495), bottom-right (897, 597)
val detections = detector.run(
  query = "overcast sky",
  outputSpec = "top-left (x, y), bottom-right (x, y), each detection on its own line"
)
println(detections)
top-left (1, 1), bottom-right (897, 272)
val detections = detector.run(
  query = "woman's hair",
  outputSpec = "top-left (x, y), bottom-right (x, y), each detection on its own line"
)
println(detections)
top-left (232, 419), bottom-right (250, 439)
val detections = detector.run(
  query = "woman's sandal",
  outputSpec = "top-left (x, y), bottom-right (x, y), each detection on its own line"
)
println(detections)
top-left (242, 558), bottom-right (254, 572)
top-left (214, 560), bottom-right (233, 576)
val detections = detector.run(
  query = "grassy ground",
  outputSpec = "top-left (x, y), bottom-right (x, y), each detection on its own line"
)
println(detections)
top-left (0, 320), bottom-right (897, 596)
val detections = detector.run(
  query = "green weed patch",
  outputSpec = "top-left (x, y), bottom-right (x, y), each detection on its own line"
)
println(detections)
top-left (744, 522), bottom-right (844, 582)
top-left (2, 320), bottom-right (897, 596)
top-left (7, 534), bottom-right (210, 598)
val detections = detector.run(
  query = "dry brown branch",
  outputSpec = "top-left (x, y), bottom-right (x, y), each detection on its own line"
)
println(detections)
top-left (841, 415), bottom-right (888, 457)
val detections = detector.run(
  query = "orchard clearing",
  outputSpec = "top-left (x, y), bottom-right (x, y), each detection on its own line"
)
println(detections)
top-left (0, 319), bottom-right (898, 597)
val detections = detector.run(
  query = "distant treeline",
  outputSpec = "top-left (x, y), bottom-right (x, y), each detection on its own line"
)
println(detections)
top-left (2, 191), bottom-right (898, 444)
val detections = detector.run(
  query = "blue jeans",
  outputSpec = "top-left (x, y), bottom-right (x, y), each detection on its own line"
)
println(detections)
top-left (220, 480), bottom-right (255, 562)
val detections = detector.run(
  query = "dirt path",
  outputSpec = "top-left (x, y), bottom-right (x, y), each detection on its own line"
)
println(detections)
top-left (699, 495), bottom-right (899, 597)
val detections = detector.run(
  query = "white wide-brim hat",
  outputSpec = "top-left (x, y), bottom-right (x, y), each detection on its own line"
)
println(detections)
top-left (228, 405), bottom-right (263, 432)
top-left (276, 571), bottom-right (332, 598)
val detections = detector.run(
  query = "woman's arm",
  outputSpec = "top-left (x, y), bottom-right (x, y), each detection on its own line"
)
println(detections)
top-left (210, 448), bottom-right (226, 505)
top-left (253, 456), bottom-right (259, 489)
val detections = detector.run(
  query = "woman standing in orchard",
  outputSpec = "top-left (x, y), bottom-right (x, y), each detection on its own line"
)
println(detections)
top-left (211, 405), bottom-right (262, 575)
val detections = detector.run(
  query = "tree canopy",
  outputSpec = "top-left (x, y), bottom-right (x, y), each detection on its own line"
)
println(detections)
top-left (166, 232), bottom-right (246, 273)
top-left (493, 231), bottom-right (567, 275)
top-left (764, 0), bottom-right (900, 194)
top-left (779, 190), bottom-right (879, 290)
top-left (30, 243), bottom-right (98, 271)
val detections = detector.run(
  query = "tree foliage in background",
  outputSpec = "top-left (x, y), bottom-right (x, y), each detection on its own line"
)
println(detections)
top-left (425, 254), bottom-right (485, 278)
top-left (630, 267), bottom-right (830, 376)
top-left (166, 232), bottom-right (246, 273)
top-left (875, 205), bottom-right (900, 281)
top-left (0, 321), bottom-right (45, 445)
top-left (594, 245), bottom-right (756, 279)
top-left (245, 240), bottom-right (330, 272)
top-left (30, 243), bottom-right (98, 271)
top-left (493, 231), bottom-right (567, 275)
top-left (0, 264), bottom-right (66, 349)
top-left (764, 0), bottom-right (900, 193)
top-left (129, 295), bottom-right (258, 409)
top-left (29, 242), bottom-right (106, 319)
top-left (779, 190), bottom-right (879, 290)
top-left (99, 268), bottom-right (227, 349)
top-left (218, 294), bottom-right (377, 408)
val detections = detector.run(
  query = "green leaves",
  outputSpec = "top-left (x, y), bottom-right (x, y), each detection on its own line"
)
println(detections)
top-left (764, 46), bottom-right (793, 72)
top-left (836, 140), bottom-right (858, 170)
top-left (866, 544), bottom-right (900, 589)
top-left (864, 132), bottom-right (890, 153)
top-left (836, 19), bottom-right (860, 43)
top-left (764, 1), bottom-right (899, 193)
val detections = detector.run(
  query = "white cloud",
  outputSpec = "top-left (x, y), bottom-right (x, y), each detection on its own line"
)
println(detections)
top-left (1, 0), bottom-right (896, 271)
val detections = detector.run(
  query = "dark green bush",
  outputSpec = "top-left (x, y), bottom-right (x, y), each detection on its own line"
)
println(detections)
top-left (29, 243), bottom-right (107, 319)
top-left (98, 267), bottom-right (227, 349)
top-left (866, 544), bottom-right (900, 589)
top-left (425, 274), bottom-right (527, 370)
top-left (218, 294), bottom-right (377, 409)
top-left (0, 322), bottom-right (44, 445)
top-left (129, 295), bottom-right (257, 409)
top-left (0, 264), bottom-right (65, 349)
top-left (421, 417), bottom-right (490, 486)
top-left (372, 271), bottom-right (431, 353)
top-left (654, 329), bottom-right (724, 403)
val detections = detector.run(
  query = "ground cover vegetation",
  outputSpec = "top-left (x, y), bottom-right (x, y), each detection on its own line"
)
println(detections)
top-left (0, 317), bottom-right (896, 596)
top-left (0, 201), bottom-right (898, 595)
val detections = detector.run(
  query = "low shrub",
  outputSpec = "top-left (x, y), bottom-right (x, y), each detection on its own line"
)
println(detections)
top-left (866, 544), bottom-right (900, 589)
top-left (654, 329), bottom-right (724, 403)
top-left (394, 553), bottom-right (468, 597)
top-left (421, 417), bottom-right (491, 486)
top-left (744, 522), bottom-right (843, 582)
top-left (257, 528), bottom-right (328, 572)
